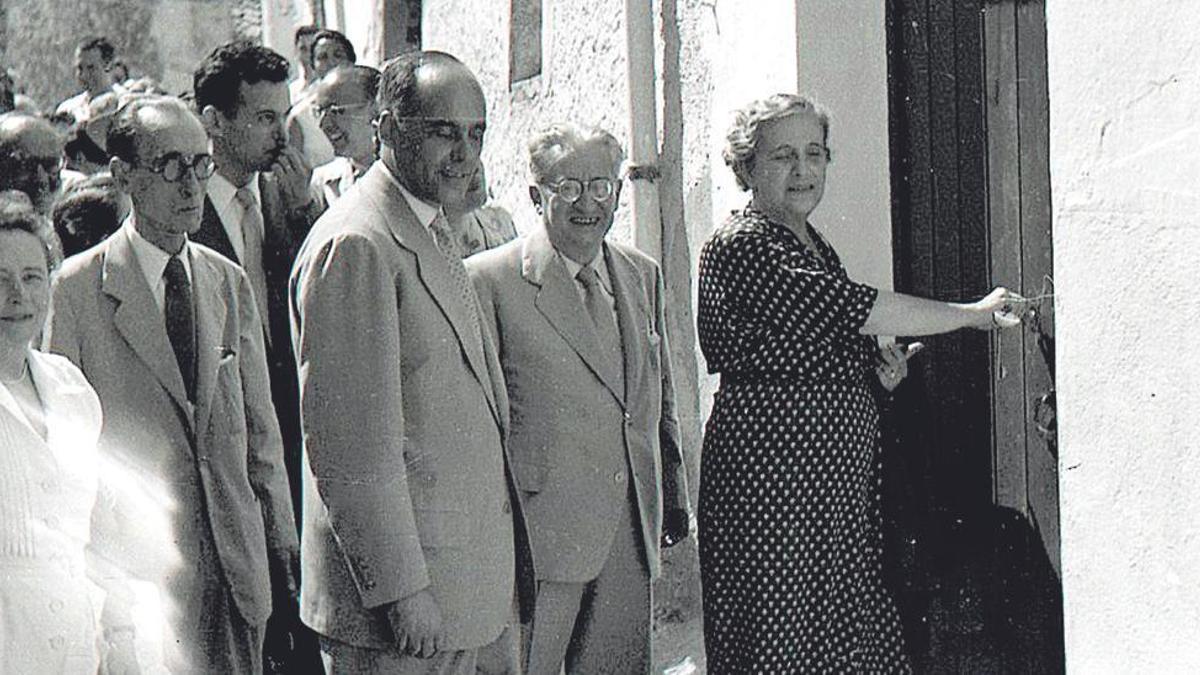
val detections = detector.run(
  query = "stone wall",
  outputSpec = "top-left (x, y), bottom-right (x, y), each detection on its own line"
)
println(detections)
top-left (1, 0), bottom-right (259, 111)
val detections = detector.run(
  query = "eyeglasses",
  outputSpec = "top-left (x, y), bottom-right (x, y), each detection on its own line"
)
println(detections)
top-left (132, 152), bottom-right (216, 183)
top-left (544, 177), bottom-right (617, 204)
top-left (314, 102), bottom-right (374, 121)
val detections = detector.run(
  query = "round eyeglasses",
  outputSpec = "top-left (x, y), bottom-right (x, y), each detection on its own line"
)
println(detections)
top-left (133, 153), bottom-right (216, 183)
top-left (545, 177), bottom-right (616, 204)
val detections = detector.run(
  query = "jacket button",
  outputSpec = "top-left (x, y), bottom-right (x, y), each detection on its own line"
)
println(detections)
top-left (613, 471), bottom-right (625, 484)
top-left (49, 598), bottom-right (65, 612)
top-left (502, 501), bottom-right (512, 514)
top-left (623, 411), bottom-right (632, 421)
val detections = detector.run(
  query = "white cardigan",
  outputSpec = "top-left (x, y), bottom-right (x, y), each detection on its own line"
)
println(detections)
top-left (0, 349), bottom-right (102, 674)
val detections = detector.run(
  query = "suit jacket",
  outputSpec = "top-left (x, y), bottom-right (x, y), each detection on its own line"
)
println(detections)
top-left (466, 229), bottom-right (690, 583)
top-left (290, 162), bottom-right (534, 649)
top-left (0, 350), bottom-right (102, 674)
top-left (309, 156), bottom-right (361, 213)
top-left (194, 171), bottom-right (318, 515)
top-left (46, 231), bottom-right (298, 628)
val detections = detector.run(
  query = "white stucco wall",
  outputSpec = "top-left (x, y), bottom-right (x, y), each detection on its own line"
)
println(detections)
top-left (706, 0), bottom-right (799, 229)
top-left (796, 1), bottom-right (893, 291)
top-left (1048, 2), bottom-right (1200, 669)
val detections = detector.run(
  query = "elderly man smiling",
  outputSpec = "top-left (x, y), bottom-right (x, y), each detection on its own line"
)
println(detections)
top-left (466, 124), bottom-right (691, 675)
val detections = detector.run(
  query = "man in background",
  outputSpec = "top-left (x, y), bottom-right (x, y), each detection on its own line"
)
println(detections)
top-left (0, 113), bottom-right (64, 214)
top-left (56, 36), bottom-right (117, 123)
top-left (309, 64), bottom-right (380, 210)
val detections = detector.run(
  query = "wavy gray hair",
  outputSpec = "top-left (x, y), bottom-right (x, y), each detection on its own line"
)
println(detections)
top-left (723, 93), bottom-right (831, 192)
top-left (528, 123), bottom-right (625, 185)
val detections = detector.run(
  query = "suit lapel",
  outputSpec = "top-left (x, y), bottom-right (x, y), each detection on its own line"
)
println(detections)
top-left (523, 231), bottom-right (625, 405)
top-left (195, 196), bottom-right (238, 263)
top-left (190, 251), bottom-right (227, 436)
top-left (361, 166), bottom-right (499, 419)
top-left (605, 245), bottom-right (649, 406)
top-left (101, 233), bottom-right (194, 427)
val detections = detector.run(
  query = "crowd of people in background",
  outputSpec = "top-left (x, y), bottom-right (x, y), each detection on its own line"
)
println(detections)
top-left (0, 22), bottom-right (1026, 675)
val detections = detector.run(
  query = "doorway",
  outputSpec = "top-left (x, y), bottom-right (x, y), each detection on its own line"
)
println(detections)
top-left (884, 0), bottom-right (1062, 669)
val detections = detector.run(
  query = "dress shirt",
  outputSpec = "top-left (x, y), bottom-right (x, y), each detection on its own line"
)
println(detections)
top-left (560, 249), bottom-right (617, 319)
top-left (123, 216), bottom-right (192, 314)
top-left (206, 171), bottom-right (261, 264)
top-left (379, 162), bottom-right (441, 231)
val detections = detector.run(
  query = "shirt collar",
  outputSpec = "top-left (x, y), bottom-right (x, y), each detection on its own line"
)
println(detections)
top-left (122, 214), bottom-right (192, 290)
top-left (558, 246), bottom-right (612, 294)
top-left (208, 170), bottom-right (261, 211)
top-left (379, 162), bottom-right (441, 229)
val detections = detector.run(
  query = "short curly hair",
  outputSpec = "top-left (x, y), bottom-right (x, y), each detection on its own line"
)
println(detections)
top-left (0, 193), bottom-right (62, 272)
top-left (527, 123), bottom-right (625, 186)
top-left (193, 41), bottom-right (290, 118)
top-left (723, 93), bottom-right (831, 192)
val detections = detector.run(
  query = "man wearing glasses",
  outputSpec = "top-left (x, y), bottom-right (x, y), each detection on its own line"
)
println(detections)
top-left (291, 51), bottom-right (533, 673)
top-left (309, 64), bottom-right (381, 211)
top-left (46, 95), bottom-right (298, 673)
top-left (0, 113), bottom-right (65, 214)
top-left (466, 123), bottom-right (692, 674)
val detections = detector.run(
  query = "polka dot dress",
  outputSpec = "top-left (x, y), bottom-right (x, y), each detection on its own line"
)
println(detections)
top-left (696, 207), bottom-right (911, 673)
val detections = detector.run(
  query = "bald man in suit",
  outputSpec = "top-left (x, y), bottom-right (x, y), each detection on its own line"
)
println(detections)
top-left (290, 51), bottom-right (533, 674)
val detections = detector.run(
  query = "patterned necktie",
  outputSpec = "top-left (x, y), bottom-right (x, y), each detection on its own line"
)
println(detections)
top-left (164, 255), bottom-right (196, 402)
top-left (234, 186), bottom-right (271, 340)
top-left (577, 265), bottom-right (624, 391)
top-left (428, 211), bottom-right (484, 348)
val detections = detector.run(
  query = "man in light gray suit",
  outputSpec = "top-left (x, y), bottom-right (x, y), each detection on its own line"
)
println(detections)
top-left (46, 95), bottom-right (298, 673)
top-left (466, 124), bottom-right (691, 674)
top-left (290, 51), bottom-right (533, 673)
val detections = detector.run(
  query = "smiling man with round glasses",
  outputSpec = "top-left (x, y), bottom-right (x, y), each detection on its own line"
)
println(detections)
top-left (466, 123), bottom-right (691, 674)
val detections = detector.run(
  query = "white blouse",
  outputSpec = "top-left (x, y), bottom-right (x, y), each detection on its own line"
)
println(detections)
top-left (0, 349), bottom-right (103, 674)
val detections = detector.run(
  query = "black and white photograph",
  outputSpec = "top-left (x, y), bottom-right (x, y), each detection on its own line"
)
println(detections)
top-left (0, 0), bottom-right (1194, 672)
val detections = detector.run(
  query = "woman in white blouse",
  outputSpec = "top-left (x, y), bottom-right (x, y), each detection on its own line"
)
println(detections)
top-left (0, 198), bottom-right (123, 673)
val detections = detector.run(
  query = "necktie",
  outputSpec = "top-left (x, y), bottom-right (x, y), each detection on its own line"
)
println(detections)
top-left (428, 212), bottom-right (484, 349)
top-left (164, 255), bottom-right (196, 402)
top-left (577, 265), bottom-right (624, 392)
top-left (234, 186), bottom-right (271, 340)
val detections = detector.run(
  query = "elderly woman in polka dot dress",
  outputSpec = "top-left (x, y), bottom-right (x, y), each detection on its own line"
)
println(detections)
top-left (696, 93), bottom-right (1025, 673)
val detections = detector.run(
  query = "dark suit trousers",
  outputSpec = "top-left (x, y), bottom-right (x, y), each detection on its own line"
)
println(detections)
top-left (523, 483), bottom-right (652, 675)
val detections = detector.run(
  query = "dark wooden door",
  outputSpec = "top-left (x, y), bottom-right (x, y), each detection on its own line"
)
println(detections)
top-left (885, 0), bottom-right (1062, 669)
top-left (983, 0), bottom-right (1059, 578)
top-left (885, 0), bottom-right (1057, 572)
